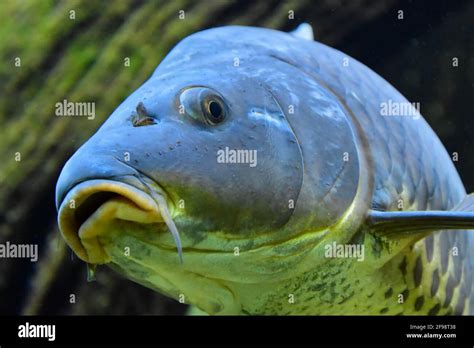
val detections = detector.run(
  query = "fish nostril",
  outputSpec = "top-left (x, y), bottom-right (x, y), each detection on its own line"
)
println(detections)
top-left (132, 102), bottom-right (157, 127)
top-left (132, 116), bottom-right (156, 127)
top-left (136, 102), bottom-right (148, 117)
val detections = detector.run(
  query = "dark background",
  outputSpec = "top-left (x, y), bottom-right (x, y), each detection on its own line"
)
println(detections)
top-left (0, 0), bottom-right (472, 315)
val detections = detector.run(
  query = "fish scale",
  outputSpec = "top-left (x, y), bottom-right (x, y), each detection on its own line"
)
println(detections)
top-left (300, 27), bottom-right (472, 314)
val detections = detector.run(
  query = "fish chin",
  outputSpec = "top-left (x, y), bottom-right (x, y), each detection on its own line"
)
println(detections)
top-left (57, 178), bottom-right (181, 264)
top-left (103, 230), bottom-right (242, 314)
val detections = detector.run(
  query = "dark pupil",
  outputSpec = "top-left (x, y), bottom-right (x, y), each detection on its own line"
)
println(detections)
top-left (208, 101), bottom-right (222, 119)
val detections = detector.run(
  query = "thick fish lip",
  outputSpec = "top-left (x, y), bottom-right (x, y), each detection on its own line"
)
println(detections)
top-left (57, 178), bottom-right (167, 264)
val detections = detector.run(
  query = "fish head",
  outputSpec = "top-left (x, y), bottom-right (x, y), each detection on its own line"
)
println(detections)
top-left (55, 30), bottom-right (311, 314)
top-left (56, 26), bottom-right (365, 314)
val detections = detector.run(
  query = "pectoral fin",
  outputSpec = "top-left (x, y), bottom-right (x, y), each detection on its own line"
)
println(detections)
top-left (367, 194), bottom-right (474, 237)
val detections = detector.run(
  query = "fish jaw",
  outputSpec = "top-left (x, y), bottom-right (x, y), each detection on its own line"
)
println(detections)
top-left (56, 178), bottom-right (244, 314)
top-left (57, 179), bottom-right (166, 264)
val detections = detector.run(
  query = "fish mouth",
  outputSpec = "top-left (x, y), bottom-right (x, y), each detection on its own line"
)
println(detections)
top-left (57, 176), bottom-right (182, 264)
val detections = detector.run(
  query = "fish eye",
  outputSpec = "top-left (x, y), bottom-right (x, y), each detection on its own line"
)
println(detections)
top-left (179, 87), bottom-right (226, 126)
top-left (204, 99), bottom-right (225, 124)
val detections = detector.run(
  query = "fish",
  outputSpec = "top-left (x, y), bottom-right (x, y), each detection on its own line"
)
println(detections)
top-left (55, 23), bottom-right (474, 315)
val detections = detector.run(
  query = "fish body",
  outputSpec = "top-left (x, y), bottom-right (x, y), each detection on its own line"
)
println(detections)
top-left (56, 25), bottom-right (474, 315)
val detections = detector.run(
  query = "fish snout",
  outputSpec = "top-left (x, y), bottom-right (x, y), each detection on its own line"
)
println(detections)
top-left (55, 150), bottom-right (140, 210)
top-left (56, 148), bottom-right (171, 264)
